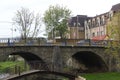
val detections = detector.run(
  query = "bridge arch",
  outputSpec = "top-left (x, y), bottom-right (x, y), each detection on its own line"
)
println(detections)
top-left (9, 51), bottom-right (49, 70)
top-left (67, 51), bottom-right (108, 73)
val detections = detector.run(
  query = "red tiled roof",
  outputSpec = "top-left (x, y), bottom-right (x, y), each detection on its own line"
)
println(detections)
top-left (92, 35), bottom-right (107, 41)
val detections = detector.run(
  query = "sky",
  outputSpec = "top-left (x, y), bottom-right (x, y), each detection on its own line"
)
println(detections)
top-left (0, 0), bottom-right (120, 38)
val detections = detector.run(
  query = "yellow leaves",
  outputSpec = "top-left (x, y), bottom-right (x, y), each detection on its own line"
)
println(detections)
top-left (106, 12), bottom-right (120, 40)
top-left (106, 12), bottom-right (120, 60)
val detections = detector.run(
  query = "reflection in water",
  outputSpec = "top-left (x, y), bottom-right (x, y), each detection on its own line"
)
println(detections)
top-left (15, 73), bottom-right (69, 80)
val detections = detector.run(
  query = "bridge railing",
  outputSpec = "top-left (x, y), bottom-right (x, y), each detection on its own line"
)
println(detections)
top-left (0, 38), bottom-right (113, 47)
top-left (0, 38), bottom-right (47, 46)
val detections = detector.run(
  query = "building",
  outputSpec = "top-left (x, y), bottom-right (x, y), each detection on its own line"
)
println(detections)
top-left (85, 3), bottom-right (120, 41)
top-left (84, 12), bottom-right (112, 40)
top-left (68, 3), bottom-right (120, 41)
top-left (68, 15), bottom-right (89, 39)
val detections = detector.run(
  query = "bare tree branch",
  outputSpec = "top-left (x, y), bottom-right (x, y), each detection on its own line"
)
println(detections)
top-left (12, 7), bottom-right (41, 38)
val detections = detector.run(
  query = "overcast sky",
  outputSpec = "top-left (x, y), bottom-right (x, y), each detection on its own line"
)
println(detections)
top-left (0, 0), bottom-right (120, 38)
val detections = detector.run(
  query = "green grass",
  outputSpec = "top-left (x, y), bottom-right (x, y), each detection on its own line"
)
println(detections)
top-left (81, 72), bottom-right (120, 80)
top-left (0, 61), bottom-right (29, 73)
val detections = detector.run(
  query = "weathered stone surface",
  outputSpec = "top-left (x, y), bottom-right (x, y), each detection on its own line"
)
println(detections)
top-left (0, 45), bottom-right (119, 72)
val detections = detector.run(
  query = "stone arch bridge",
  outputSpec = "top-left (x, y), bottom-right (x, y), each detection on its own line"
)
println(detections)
top-left (0, 45), bottom-right (118, 73)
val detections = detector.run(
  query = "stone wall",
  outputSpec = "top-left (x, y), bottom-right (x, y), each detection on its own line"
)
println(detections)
top-left (0, 46), bottom-right (119, 72)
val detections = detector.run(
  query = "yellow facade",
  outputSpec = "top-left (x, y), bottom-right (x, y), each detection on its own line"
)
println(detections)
top-left (69, 27), bottom-right (85, 39)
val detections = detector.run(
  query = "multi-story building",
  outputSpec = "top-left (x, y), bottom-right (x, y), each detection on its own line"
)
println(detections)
top-left (68, 3), bottom-right (120, 41)
top-left (68, 15), bottom-right (90, 39)
top-left (84, 12), bottom-right (113, 40)
top-left (84, 3), bottom-right (120, 40)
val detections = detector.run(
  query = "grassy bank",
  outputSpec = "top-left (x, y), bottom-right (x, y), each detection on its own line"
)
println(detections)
top-left (81, 72), bottom-right (120, 80)
top-left (0, 61), bottom-right (29, 73)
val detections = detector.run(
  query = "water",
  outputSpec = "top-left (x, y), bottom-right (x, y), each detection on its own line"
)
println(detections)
top-left (0, 73), bottom-right (9, 79)
top-left (1, 73), bottom-right (70, 80)
top-left (12, 73), bottom-right (69, 80)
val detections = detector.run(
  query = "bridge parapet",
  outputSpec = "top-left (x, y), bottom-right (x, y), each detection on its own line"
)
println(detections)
top-left (0, 38), bottom-right (112, 47)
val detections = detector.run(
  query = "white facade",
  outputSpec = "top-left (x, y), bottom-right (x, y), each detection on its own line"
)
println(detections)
top-left (84, 11), bottom-right (113, 40)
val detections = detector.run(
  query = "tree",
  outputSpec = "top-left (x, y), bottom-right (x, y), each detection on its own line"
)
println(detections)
top-left (107, 12), bottom-right (120, 41)
top-left (106, 12), bottom-right (120, 71)
top-left (12, 7), bottom-right (41, 38)
top-left (43, 5), bottom-right (71, 39)
top-left (107, 12), bottom-right (120, 51)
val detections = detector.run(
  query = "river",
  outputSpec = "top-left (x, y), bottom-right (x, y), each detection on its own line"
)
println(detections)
top-left (0, 73), bottom-right (10, 79)
top-left (1, 73), bottom-right (69, 80)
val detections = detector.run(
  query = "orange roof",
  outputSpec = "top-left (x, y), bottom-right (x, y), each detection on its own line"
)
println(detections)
top-left (92, 35), bottom-right (107, 41)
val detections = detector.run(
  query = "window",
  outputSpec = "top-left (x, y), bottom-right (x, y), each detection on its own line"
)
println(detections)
top-left (102, 17), bottom-right (105, 25)
top-left (100, 17), bottom-right (102, 25)
top-left (92, 21), bottom-right (95, 27)
top-left (101, 31), bottom-right (104, 35)
top-left (92, 32), bottom-right (95, 37)
top-left (97, 18), bottom-right (100, 26)
top-left (73, 22), bottom-right (76, 27)
top-left (86, 33), bottom-right (88, 39)
top-left (88, 22), bottom-right (91, 28)
top-left (109, 12), bottom-right (113, 21)
top-left (97, 32), bottom-right (99, 36)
